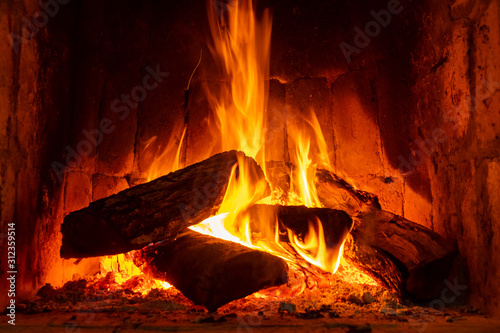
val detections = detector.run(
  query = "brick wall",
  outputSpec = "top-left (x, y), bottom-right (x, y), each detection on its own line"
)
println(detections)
top-left (1, 0), bottom-right (499, 315)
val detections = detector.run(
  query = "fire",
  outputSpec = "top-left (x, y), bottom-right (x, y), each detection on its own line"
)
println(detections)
top-left (292, 132), bottom-right (322, 208)
top-left (288, 217), bottom-right (344, 274)
top-left (100, 253), bottom-right (172, 294)
top-left (204, 0), bottom-right (271, 165)
top-left (190, 0), bottom-right (348, 279)
top-left (101, 0), bottom-right (374, 294)
top-left (146, 123), bottom-right (187, 182)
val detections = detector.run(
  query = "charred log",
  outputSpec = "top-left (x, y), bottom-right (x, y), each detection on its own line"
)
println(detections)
top-left (316, 168), bottom-right (456, 300)
top-left (135, 230), bottom-right (288, 311)
top-left (61, 150), bottom-right (269, 258)
top-left (351, 210), bottom-right (456, 300)
top-left (315, 168), bottom-right (381, 216)
top-left (276, 205), bottom-right (353, 245)
top-left (240, 204), bottom-right (353, 272)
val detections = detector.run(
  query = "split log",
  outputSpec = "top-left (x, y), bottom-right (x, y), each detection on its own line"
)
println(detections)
top-left (135, 230), bottom-right (288, 311)
top-left (61, 150), bottom-right (269, 258)
top-left (349, 211), bottom-right (456, 300)
top-left (315, 168), bottom-right (381, 216)
top-left (265, 163), bottom-right (381, 216)
top-left (239, 204), bottom-right (353, 272)
top-left (316, 168), bottom-right (457, 300)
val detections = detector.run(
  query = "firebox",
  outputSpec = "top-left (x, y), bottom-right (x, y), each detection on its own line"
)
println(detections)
top-left (1, 0), bottom-right (500, 331)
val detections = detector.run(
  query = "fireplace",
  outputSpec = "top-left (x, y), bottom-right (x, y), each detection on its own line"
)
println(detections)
top-left (1, 0), bottom-right (500, 330)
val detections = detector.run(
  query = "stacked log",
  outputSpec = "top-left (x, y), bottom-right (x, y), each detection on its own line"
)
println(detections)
top-left (61, 152), bottom-right (457, 309)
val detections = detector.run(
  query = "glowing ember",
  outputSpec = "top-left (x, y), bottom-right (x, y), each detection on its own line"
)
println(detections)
top-left (99, 253), bottom-right (172, 295)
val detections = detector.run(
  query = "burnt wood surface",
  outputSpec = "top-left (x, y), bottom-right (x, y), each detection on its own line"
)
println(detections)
top-left (135, 230), bottom-right (288, 311)
top-left (240, 204), bottom-right (353, 273)
top-left (61, 150), bottom-right (269, 258)
top-left (352, 210), bottom-right (456, 300)
top-left (316, 168), bottom-right (457, 300)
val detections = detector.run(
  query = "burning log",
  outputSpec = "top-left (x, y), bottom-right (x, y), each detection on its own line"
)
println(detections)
top-left (316, 168), bottom-right (457, 300)
top-left (135, 230), bottom-right (288, 311)
top-left (275, 205), bottom-right (353, 245)
top-left (61, 150), bottom-right (269, 258)
top-left (239, 204), bottom-right (353, 273)
top-left (342, 234), bottom-right (404, 296)
top-left (137, 205), bottom-right (350, 310)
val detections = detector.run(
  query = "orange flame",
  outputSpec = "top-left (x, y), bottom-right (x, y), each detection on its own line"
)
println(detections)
top-left (100, 253), bottom-right (172, 294)
top-left (146, 123), bottom-right (187, 182)
top-left (190, 0), bottom-right (349, 279)
top-left (294, 132), bottom-right (321, 207)
top-left (98, 122), bottom-right (186, 292)
top-left (288, 217), bottom-right (344, 273)
top-left (100, 0), bottom-right (374, 292)
top-left (205, 0), bottom-right (271, 167)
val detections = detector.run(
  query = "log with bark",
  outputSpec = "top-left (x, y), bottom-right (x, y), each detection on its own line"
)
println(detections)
top-left (60, 150), bottom-right (269, 258)
top-left (134, 230), bottom-right (288, 311)
top-left (342, 234), bottom-right (404, 296)
top-left (315, 168), bottom-right (457, 300)
top-left (315, 168), bottom-right (381, 216)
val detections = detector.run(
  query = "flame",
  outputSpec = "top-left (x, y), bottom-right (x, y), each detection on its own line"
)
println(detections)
top-left (99, 253), bottom-right (172, 294)
top-left (306, 110), bottom-right (332, 170)
top-left (288, 217), bottom-right (345, 274)
top-left (287, 109), bottom-right (333, 204)
top-left (189, 0), bottom-right (349, 280)
top-left (146, 123), bottom-right (187, 182)
top-left (293, 132), bottom-right (321, 207)
top-left (205, 0), bottom-right (271, 166)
